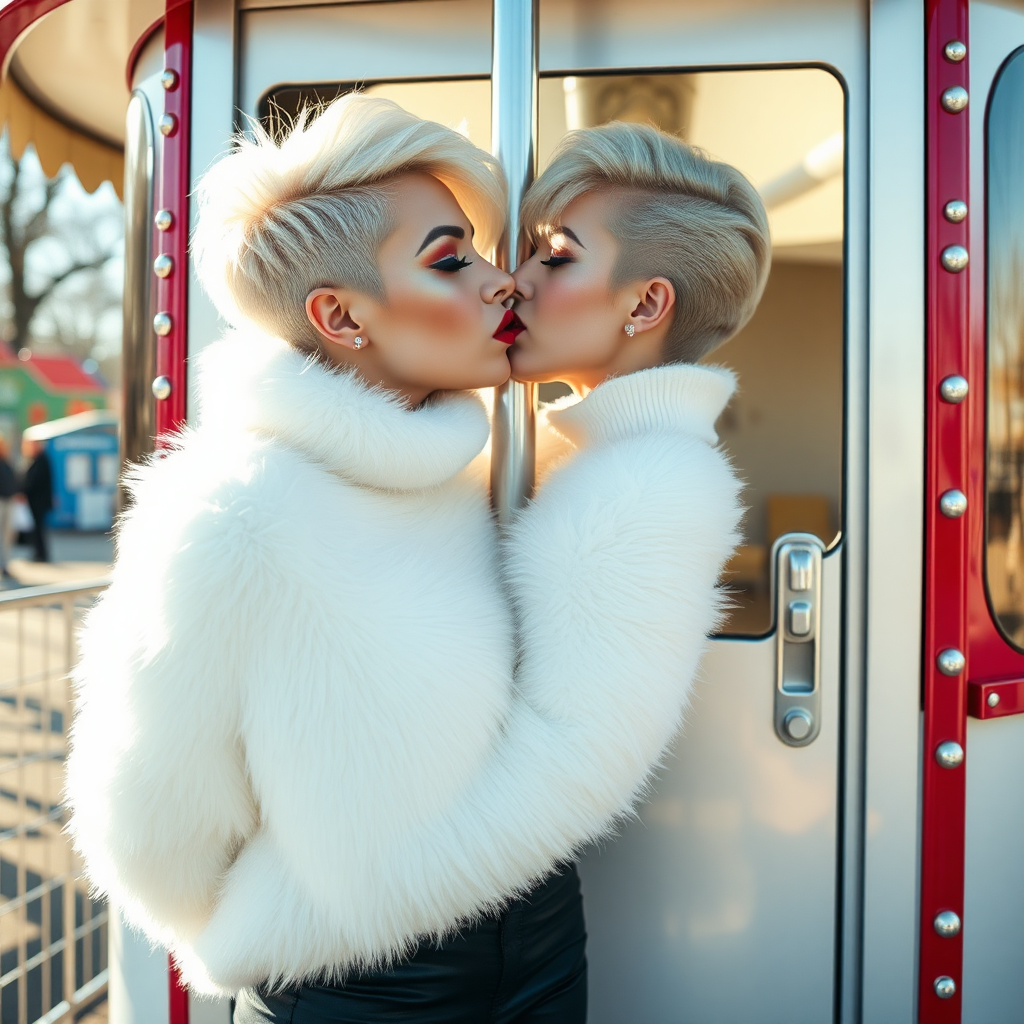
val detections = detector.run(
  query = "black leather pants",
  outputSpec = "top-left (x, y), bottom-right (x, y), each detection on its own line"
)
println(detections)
top-left (233, 863), bottom-right (587, 1024)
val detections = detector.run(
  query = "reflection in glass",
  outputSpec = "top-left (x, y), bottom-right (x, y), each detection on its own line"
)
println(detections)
top-left (260, 71), bottom-right (845, 636)
top-left (539, 70), bottom-right (845, 634)
top-left (987, 48), bottom-right (1024, 648)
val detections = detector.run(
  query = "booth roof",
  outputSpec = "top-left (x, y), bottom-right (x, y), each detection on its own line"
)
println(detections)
top-left (0, 342), bottom-right (105, 393)
top-left (22, 408), bottom-right (118, 441)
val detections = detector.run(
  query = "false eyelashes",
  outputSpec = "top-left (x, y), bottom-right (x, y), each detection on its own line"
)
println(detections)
top-left (429, 254), bottom-right (473, 272)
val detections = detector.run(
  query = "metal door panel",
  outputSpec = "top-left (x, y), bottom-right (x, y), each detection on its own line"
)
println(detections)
top-left (961, 717), bottom-right (1024, 1024)
top-left (580, 549), bottom-right (841, 1024)
top-left (539, 0), bottom-right (864, 73)
top-left (860, 1), bottom-right (925, 1019)
top-left (238, 0), bottom-right (491, 115)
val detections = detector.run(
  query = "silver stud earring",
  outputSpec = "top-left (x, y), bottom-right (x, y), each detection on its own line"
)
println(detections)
top-left (624, 324), bottom-right (635, 337)
top-left (353, 336), bottom-right (364, 350)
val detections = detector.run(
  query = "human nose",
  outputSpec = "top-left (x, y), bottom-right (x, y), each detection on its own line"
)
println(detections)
top-left (511, 267), bottom-right (534, 303)
top-left (482, 264), bottom-right (515, 306)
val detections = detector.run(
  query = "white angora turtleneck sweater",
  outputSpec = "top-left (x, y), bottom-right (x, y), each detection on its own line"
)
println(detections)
top-left (66, 327), bottom-right (741, 994)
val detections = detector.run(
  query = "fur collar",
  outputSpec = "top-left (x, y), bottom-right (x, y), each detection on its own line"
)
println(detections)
top-left (194, 329), bottom-right (491, 491)
top-left (546, 363), bottom-right (736, 449)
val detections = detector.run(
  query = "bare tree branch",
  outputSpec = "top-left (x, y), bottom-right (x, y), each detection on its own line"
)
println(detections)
top-left (0, 138), bottom-right (121, 353)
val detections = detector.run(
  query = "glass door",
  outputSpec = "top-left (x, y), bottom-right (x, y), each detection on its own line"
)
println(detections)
top-left (533, 3), bottom-right (864, 1021)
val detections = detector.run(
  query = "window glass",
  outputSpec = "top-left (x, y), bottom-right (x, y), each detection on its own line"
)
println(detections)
top-left (64, 452), bottom-right (91, 490)
top-left (538, 69), bottom-right (845, 634)
top-left (987, 47), bottom-right (1024, 648)
top-left (259, 80), bottom-right (490, 151)
top-left (263, 70), bottom-right (844, 637)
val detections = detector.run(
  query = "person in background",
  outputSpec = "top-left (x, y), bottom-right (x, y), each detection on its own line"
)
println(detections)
top-left (0, 436), bottom-right (15, 579)
top-left (20, 438), bottom-right (52, 563)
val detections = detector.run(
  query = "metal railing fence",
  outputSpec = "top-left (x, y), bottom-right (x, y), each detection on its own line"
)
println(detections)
top-left (0, 581), bottom-right (110, 1024)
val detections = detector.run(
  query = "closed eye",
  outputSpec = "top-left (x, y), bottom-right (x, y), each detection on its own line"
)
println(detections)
top-left (540, 256), bottom-right (574, 268)
top-left (429, 254), bottom-right (473, 272)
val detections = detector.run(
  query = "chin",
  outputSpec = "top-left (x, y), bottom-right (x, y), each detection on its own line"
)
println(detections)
top-left (486, 360), bottom-right (513, 387)
top-left (460, 353), bottom-right (512, 391)
top-left (508, 351), bottom-right (552, 385)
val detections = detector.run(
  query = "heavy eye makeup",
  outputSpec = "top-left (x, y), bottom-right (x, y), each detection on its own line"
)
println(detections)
top-left (540, 253), bottom-right (574, 268)
top-left (539, 226), bottom-right (583, 268)
top-left (417, 224), bottom-right (474, 273)
top-left (427, 250), bottom-right (473, 273)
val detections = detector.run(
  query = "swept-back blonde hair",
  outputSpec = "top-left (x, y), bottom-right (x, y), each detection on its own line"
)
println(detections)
top-left (192, 93), bottom-right (507, 352)
top-left (521, 122), bottom-right (771, 363)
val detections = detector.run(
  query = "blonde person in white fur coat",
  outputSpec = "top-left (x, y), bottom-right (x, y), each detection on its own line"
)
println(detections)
top-left (65, 95), bottom-right (768, 1024)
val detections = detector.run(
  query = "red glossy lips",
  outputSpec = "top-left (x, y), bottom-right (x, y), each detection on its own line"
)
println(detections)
top-left (493, 308), bottom-right (526, 345)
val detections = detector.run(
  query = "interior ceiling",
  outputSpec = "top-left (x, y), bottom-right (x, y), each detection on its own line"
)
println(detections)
top-left (10, 0), bottom-right (162, 148)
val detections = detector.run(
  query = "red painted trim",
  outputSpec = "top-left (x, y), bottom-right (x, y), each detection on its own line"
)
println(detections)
top-left (0, 0), bottom-right (73, 76)
top-left (168, 955), bottom-right (190, 1024)
top-left (920, 2), bottom-right (970, 1021)
top-left (154, 0), bottom-right (192, 442)
top-left (126, 15), bottom-right (166, 90)
top-left (967, 678), bottom-right (1024, 719)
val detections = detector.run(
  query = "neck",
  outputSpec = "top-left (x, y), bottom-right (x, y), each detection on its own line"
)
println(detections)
top-left (315, 344), bottom-right (432, 409)
top-left (563, 328), bottom-right (669, 399)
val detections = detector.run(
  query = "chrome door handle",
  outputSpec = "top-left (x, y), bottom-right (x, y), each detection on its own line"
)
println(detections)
top-left (773, 533), bottom-right (825, 746)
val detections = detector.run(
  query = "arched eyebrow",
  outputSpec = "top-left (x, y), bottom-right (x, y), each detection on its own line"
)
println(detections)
top-left (552, 225), bottom-right (586, 248)
top-left (416, 225), bottom-right (465, 255)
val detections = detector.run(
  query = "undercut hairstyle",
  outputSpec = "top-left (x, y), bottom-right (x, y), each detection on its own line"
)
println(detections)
top-left (192, 93), bottom-right (507, 352)
top-left (521, 122), bottom-right (771, 363)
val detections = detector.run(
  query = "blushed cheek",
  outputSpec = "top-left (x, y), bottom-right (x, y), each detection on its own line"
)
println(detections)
top-left (391, 285), bottom-right (476, 347)
top-left (543, 280), bottom-right (607, 344)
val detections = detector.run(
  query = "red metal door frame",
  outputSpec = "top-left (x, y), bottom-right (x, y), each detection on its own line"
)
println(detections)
top-left (154, 0), bottom-right (192, 443)
top-left (920, 3), bottom-right (971, 1019)
top-left (162, 4), bottom-right (194, 1017)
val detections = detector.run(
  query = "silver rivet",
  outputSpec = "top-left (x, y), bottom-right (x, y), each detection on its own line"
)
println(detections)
top-left (944, 199), bottom-right (968, 223)
top-left (151, 376), bottom-right (172, 401)
top-left (934, 910), bottom-right (962, 937)
top-left (937, 649), bottom-right (965, 676)
top-left (940, 375), bottom-right (969, 403)
top-left (934, 976), bottom-right (957, 999)
top-left (158, 113), bottom-right (178, 137)
top-left (941, 86), bottom-right (969, 113)
top-left (941, 245), bottom-right (969, 272)
top-left (155, 209), bottom-right (173, 232)
top-left (161, 68), bottom-right (179, 91)
top-left (153, 312), bottom-right (173, 337)
top-left (784, 708), bottom-right (813, 741)
top-left (936, 741), bottom-right (964, 769)
top-left (940, 489), bottom-right (967, 518)
top-left (153, 254), bottom-right (174, 279)
top-left (944, 40), bottom-right (967, 63)
top-left (987, 692), bottom-right (1000, 708)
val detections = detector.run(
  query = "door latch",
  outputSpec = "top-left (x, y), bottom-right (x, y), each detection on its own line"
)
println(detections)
top-left (773, 533), bottom-right (825, 747)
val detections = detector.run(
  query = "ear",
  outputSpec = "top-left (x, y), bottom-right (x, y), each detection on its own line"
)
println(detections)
top-left (305, 288), bottom-right (366, 350)
top-left (627, 277), bottom-right (676, 335)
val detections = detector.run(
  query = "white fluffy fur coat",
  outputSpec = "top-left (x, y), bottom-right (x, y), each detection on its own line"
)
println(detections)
top-left (66, 328), bottom-right (741, 994)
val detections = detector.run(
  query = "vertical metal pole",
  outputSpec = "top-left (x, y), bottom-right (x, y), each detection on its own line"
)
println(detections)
top-left (490, 0), bottom-right (538, 522)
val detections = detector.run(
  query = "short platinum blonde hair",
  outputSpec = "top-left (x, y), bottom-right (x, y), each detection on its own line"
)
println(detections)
top-left (521, 122), bottom-right (771, 363)
top-left (192, 93), bottom-right (507, 351)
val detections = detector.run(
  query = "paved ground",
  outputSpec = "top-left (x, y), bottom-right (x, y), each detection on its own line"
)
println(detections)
top-left (1, 530), bottom-right (113, 591)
